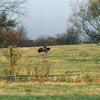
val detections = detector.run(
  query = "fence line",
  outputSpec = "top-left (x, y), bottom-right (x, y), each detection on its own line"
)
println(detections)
top-left (0, 73), bottom-right (82, 82)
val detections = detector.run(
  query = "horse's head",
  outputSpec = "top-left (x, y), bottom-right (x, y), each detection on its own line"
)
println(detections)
top-left (38, 48), bottom-right (43, 53)
top-left (38, 48), bottom-right (40, 53)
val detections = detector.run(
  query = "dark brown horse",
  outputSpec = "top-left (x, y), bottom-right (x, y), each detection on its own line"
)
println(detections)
top-left (38, 47), bottom-right (50, 54)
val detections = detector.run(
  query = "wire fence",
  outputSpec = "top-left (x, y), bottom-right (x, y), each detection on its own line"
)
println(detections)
top-left (0, 73), bottom-right (82, 82)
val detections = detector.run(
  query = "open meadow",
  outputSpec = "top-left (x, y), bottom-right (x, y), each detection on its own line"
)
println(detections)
top-left (0, 44), bottom-right (100, 99)
top-left (0, 44), bottom-right (100, 76)
top-left (0, 82), bottom-right (100, 100)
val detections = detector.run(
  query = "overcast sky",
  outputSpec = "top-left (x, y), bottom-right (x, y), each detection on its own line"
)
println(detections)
top-left (23, 0), bottom-right (77, 39)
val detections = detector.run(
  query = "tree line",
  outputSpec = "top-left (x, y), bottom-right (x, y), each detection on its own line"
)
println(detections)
top-left (0, 0), bottom-right (100, 47)
top-left (33, 29), bottom-right (80, 46)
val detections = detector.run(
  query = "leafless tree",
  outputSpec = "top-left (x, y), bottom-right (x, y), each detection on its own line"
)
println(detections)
top-left (56, 27), bottom-right (79, 45)
top-left (0, 0), bottom-right (28, 29)
top-left (33, 35), bottom-right (57, 46)
top-left (68, 0), bottom-right (100, 43)
top-left (0, 0), bottom-right (28, 47)
top-left (65, 27), bottom-right (79, 44)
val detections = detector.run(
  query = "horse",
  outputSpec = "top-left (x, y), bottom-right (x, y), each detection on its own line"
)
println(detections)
top-left (38, 47), bottom-right (50, 54)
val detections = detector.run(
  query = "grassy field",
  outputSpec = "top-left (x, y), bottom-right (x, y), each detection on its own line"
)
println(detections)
top-left (0, 82), bottom-right (100, 100)
top-left (0, 44), bottom-right (100, 99)
top-left (0, 44), bottom-right (100, 75)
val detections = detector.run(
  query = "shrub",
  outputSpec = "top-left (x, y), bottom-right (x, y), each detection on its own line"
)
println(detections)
top-left (3, 45), bottom-right (21, 75)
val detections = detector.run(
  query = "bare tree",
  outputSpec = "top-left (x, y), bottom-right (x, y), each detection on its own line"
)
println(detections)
top-left (56, 33), bottom-right (66, 45)
top-left (66, 27), bottom-right (79, 44)
top-left (68, 0), bottom-right (100, 43)
top-left (0, 0), bottom-right (28, 29)
top-left (0, 0), bottom-right (28, 47)
top-left (33, 35), bottom-right (47, 46)
top-left (16, 25), bottom-right (29, 47)
top-left (33, 35), bottom-right (57, 46)
top-left (0, 0), bottom-right (28, 20)
top-left (56, 27), bottom-right (79, 45)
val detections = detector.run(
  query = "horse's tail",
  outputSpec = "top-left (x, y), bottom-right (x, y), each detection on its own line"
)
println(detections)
top-left (47, 48), bottom-right (50, 51)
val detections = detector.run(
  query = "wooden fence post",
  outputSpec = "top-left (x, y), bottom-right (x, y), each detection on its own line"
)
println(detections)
top-left (46, 75), bottom-right (48, 82)
top-left (14, 74), bottom-right (17, 82)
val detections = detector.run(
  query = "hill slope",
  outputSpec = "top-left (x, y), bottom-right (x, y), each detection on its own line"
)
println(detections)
top-left (0, 44), bottom-right (100, 76)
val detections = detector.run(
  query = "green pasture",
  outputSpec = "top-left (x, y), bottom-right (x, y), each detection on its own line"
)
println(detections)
top-left (0, 82), bottom-right (100, 100)
top-left (0, 44), bottom-right (100, 76)
top-left (0, 44), bottom-right (100, 100)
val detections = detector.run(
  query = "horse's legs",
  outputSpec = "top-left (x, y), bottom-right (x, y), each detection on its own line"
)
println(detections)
top-left (38, 52), bottom-right (42, 55)
top-left (40, 52), bottom-right (42, 55)
top-left (45, 51), bottom-right (47, 55)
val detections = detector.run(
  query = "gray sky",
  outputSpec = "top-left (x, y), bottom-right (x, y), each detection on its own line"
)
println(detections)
top-left (23, 0), bottom-right (76, 39)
